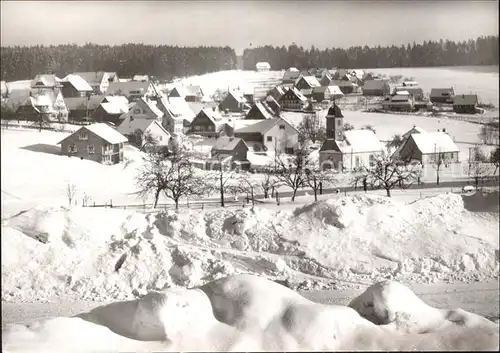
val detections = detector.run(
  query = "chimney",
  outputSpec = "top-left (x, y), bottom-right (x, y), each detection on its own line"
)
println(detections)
top-left (212, 107), bottom-right (216, 112)
top-left (442, 128), bottom-right (446, 133)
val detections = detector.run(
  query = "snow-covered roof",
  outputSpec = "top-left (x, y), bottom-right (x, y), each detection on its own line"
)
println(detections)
top-left (132, 75), bottom-right (149, 82)
top-left (64, 96), bottom-right (104, 110)
top-left (395, 90), bottom-right (410, 96)
top-left (141, 98), bottom-right (164, 119)
top-left (107, 81), bottom-right (152, 96)
top-left (161, 97), bottom-right (195, 122)
top-left (235, 117), bottom-right (298, 135)
top-left (104, 95), bottom-right (129, 107)
top-left (246, 102), bottom-right (275, 120)
top-left (327, 85), bottom-right (343, 95)
top-left (402, 126), bottom-right (426, 140)
top-left (363, 80), bottom-right (387, 90)
top-left (326, 130), bottom-right (384, 154)
top-left (453, 94), bottom-right (478, 106)
top-left (430, 88), bottom-right (455, 97)
top-left (297, 75), bottom-right (321, 88)
top-left (117, 117), bottom-right (170, 137)
top-left (101, 102), bottom-right (129, 115)
top-left (59, 123), bottom-right (128, 144)
top-left (411, 132), bottom-right (459, 154)
top-left (30, 74), bottom-right (61, 88)
top-left (30, 95), bottom-right (53, 107)
top-left (230, 119), bottom-right (263, 131)
top-left (256, 62), bottom-right (271, 69)
top-left (60, 74), bottom-right (93, 92)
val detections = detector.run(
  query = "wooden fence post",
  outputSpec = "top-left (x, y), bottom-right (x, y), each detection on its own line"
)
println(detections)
top-left (110, 199), bottom-right (113, 208)
top-left (93, 201), bottom-right (96, 207)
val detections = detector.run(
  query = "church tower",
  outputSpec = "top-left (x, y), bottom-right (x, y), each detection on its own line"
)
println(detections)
top-left (325, 103), bottom-right (344, 141)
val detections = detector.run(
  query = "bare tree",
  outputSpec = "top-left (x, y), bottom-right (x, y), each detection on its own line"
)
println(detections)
top-left (135, 146), bottom-right (202, 209)
top-left (490, 147), bottom-right (500, 176)
top-left (304, 168), bottom-right (338, 201)
top-left (210, 89), bottom-right (228, 103)
top-left (133, 129), bottom-right (158, 152)
top-left (233, 173), bottom-right (262, 209)
top-left (361, 154), bottom-right (421, 197)
top-left (66, 183), bottom-right (77, 206)
top-left (204, 154), bottom-right (237, 207)
top-left (260, 167), bottom-right (280, 199)
top-left (468, 162), bottom-right (493, 190)
top-left (298, 114), bottom-right (326, 144)
top-left (135, 152), bottom-right (169, 208)
top-left (274, 142), bottom-right (312, 202)
top-left (82, 192), bottom-right (91, 207)
top-left (361, 124), bottom-right (376, 135)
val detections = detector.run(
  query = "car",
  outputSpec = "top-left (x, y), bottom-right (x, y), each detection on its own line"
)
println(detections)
top-left (462, 185), bottom-right (475, 193)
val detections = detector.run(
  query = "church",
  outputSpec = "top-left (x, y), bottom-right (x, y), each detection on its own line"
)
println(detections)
top-left (318, 104), bottom-right (384, 171)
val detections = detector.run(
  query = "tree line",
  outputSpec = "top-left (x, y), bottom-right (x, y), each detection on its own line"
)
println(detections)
top-left (0, 43), bottom-right (237, 82)
top-left (242, 36), bottom-right (499, 70)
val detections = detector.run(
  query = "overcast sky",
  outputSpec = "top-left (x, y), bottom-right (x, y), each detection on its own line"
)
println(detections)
top-left (1, 1), bottom-right (498, 54)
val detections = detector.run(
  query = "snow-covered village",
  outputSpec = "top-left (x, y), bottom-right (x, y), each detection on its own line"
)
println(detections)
top-left (1, 1), bottom-right (499, 352)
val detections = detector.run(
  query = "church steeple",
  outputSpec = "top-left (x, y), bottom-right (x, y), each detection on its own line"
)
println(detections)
top-left (325, 103), bottom-right (344, 141)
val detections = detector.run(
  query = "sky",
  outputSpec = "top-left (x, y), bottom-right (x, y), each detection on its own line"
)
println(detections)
top-left (1, 0), bottom-right (498, 55)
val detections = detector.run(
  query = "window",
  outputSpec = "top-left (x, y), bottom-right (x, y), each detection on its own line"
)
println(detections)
top-left (369, 154), bottom-right (375, 167)
top-left (267, 136), bottom-right (273, 142)
top-left (87, 144), bottom-right (95, 154)
top-left (279, 125), bottom-right (285, 130)
top-left (134, 108), bottom-right (141, 114)
top-left (337, 119), bottom-right (341, 126)
top-left (355, 156), bottom-right (361, 167)
top-left (79, 132), bottom-right (88, 140)
top-left (68, 144), bottom-right (77, 153)
top-left (159, 136), bottom-right (162, 141)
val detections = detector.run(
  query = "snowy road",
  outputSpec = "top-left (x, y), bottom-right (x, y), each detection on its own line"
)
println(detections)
top-left (2, 281), bottom-right (498, 328)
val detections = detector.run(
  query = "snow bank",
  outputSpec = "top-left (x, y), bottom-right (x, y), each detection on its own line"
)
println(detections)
top-left (2, 193), bottom-right (498, 302)
top-left (3, 275), bottom-right (499, 352)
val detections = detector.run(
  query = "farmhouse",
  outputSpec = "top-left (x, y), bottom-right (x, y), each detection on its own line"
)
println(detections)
top-left (117, 117), bottom-right (170, 149)
top-left (453, 94), bottom-right (478, 114)
top-left (256, 62), bottom-right (271, 72)
top-left (106, 81), bottom-right (156, 102)
top-left (90, 96), bottom-right (130, 125)
top-left (396, 131), bottom-right (459, 166)
top-left (64, 95), bottom-right (104, 121)
top-left (168, 87), bottom-right (187, 100)
top-left (362, 80), bottom-right (390, 96)
top-left (278, 87), bottom-right (307, 111)
top-left (218, 91), bottom-right (249, 113)
top-left (393, 86), bottom-right (424, 100)
top-left (16, 90), bottom-right (69, 122)
top-left (382, 92), bottom-right (415, 112)
top-left (157, 97), bottom-right (195, 135)
top-left (322, 76), bottom-right (360, 94)
top-left (311, 85), bottom-right (344, 102)
top-left (294, 76), bottom-right (321, 90)
top-left (391, 126), bottom-right (427, 160)
top-left (59, 74), bottom-right (94, 98)
top-left (30, 74), bottom-right (62, 93)
top-left (57, 123), bottom-right (128, 165)
top-left (73, 72), bottom-right (119, 94)
top-left (319, 104), bottom-right (383, 171)
top-left (244, 101), bottom-right (276, 120)
top-left (234, 117), bottom-right (299, 154)
top-left (282, 68), bottom-right (301, 84)
top-left (430, 88), bottom-right (455, 104)
top-left (188, 107), bottom-right (226, 138)
top-left (118, 97), bottom-right (163, 125)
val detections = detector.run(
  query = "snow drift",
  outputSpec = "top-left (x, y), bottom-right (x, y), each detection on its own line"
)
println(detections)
top-left (2, 275), bottom-right (499, 352)
top-left (2, 193), bottom-right (499, 303)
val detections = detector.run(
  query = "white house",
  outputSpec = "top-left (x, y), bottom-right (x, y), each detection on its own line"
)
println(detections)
top-left (157, 97), bottom-right (195, 135)
top-left (117, 117), bottom-right (171, 148)
top-left (396, 130), bottom-right (460, 165)
top-left (256, 62), bottom-right (271, 72)
top-left (118, 97), bottom-right (164, 123)
top-left (234, 117), bottom-right (299, 154)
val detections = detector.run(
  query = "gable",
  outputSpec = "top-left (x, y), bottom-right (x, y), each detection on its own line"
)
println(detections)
top-left (192, 110), bottom-right (215, 126)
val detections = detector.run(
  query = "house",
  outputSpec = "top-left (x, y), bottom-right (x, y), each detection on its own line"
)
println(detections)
top-left (294, 76), bottom-right (321, 90)
top-left (396, 131), bottom-right (460, 165)
top-left (391, 126), bottom-right (427, 160)
top-left (362, 80), bottom-right (390, 96)
top-left (362, 72), bottom-right (381, 81)
top-left (332, 69), bottom-right (351, 81)
top-left (322, 76), bottom-right (359, 94)
top-left (30, 74), bottom-right (62, 93)
top-left (119, 97), bottom-right (164, 123)
top-left (311, 86), bottom-right (344, 102)
top-left (117, 117), bottom-right (171, 149)
top-left (319, 104), bottom-right (383, 171)
top-left (106, 81), bottom-right (157, 102)
top-left (211, 137), bottom-right (250, 162)
top-left (234, 117), bottom-right (299, 154)
top-left (64, 95), bottom-right (104, 121)
top-left (184, 86), bottom-right (205, 102)
top-left (393, 86), bottom-right (424, 100)
top-left (57, 123), bottom-right (128, 165)
top-left (168, 87), bottom-right (188, 100)
top-left (264, 95), bottom-right (281, 116)
top-left (73, 72), bottom-right (119, 94)
top-left (157, 97), bottom-right (195, 135)
top-left (315, 68), bottom-right (330, 80)
top-left (59, 74), bottom-right (94, 98)
top-left (194, 137), bottom-right (251, 170)
top-left (278, 87), bottom-right (307, 111)
top-left (218, 91), bottom-right (249, 113)
top-left (1, 81), bottom-right (8, 98)
top-left (350, 70), bottom-right (365, 81)
top-left (132, 74), bottom-right (149, 82)
top-left (244, 101), bottom-right (276, 120)
top-left (16, 90), bottom-right (69, 122)
top-left (382, 92), bottom-right (415, 112)
top-left (453, 94), bottom-right (478, 114)
top-left (256, 62), bottom-right (271, 72)
top-left (430, 88), bottom-right (455, 104)
top-left (282, 68), bottom-right (301, 84)
top-left (188, 107), bottom-right (227, 138)
top-left (89, 96), bottom-right (130, 124)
